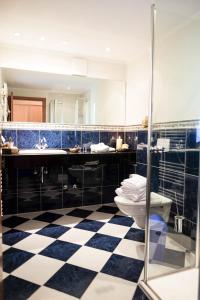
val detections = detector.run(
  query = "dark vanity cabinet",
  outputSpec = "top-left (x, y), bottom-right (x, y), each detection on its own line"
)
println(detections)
top-left (2, 152), bottom-right (136, 215)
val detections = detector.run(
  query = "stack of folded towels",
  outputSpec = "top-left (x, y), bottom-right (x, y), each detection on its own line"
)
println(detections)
top-left (115, 174), bottom-right (147, 202)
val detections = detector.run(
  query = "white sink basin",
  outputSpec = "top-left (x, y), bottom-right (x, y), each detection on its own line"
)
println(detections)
top-left (19, 149), bottom-right (67, 155)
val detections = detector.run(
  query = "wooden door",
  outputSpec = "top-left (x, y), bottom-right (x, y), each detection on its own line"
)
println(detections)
top-left (11, 96), bottom-right (46, 122)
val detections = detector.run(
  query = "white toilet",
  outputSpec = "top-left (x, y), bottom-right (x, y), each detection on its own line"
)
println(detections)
top-left (114, 192), bottom-right (172, 229)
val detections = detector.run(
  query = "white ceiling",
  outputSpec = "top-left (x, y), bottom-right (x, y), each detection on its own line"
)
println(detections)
top-left (2, 68), bottom-right (105, 94)
top-left (0, 0), bottom-right (200, 63)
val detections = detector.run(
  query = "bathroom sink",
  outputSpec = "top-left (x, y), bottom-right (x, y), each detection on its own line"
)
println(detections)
top-left (19, 149), bottom-right (67, 155)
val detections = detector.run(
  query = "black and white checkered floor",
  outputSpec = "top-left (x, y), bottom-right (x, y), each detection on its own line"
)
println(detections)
top-left (2, 204), bottom-right (148, 300)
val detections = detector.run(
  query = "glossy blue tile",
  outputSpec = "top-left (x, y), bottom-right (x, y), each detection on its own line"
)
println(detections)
top-left (40, 130), bottom-right (61, 148)
top-left (138, 130), bottom-right (148, 144)
top-left (100, 131), bottom-right (117, 146)
top-left (186, 151), bottom-right (199, 176)
top-left (186, 128), bottom-right (198, 149)
top-left (34, 212), bottom-right (62, 223)
top-left (136, 149), bottom-right (147, 164)
top-left (75, 219), bottom-right (104, 232)
top-left (40, 240), bottom-right (81, 261)
top-left (62, 130), bottom-right (81, 148)
top-left (125, 228), bottom-right (145, 243)
top-left (164, 151), bottom-right (185, 166)
top-left (67, 208), bottom-right (93, 218)
top-left (133, 286), bottom-right (149, 300)
top-left (124, 131), bottom-right (137, 150)
top-left (17, 130), bottom-right (39, 149)
top-left (36, 224), bottom-right (70, 239)
top-left (136, 163), bottom-right (147, 177)
top-left (45, 263), bottom-right (97, 298)
top-left (109, 215), bottom-right (134, 227)
top-left (3, 248), bottom-right (34, 273)
top-left (3, 229), bottom-right (31, 246)
top-left (97, 205), bottom-right (119, 214)
top-left (86, 233), bottom-right (121, 252)
top-left (2, 216), bottom-right (29, 228)
top-left (82, 131), bottom-right (99, 145)
top-left (4, 275), bottom-right (39, 300)
top-left (184, 174), bottom-right (198, 223)
top-left (101, 253), bottom-right (144, 282)
top-left (2, 129), bottom-right (17, 145)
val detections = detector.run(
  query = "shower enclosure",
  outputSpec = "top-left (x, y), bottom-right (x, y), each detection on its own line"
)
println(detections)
top-left (140, 2), bottom-right (200, 299)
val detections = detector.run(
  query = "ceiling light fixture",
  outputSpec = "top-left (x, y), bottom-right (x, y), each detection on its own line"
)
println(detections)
top-left (14, 32), bottom-right (20, 37)
top-left (40, 36), bottom-right (45, 41)
top-left (63, 41), bottom-right (68, 45)
top-left (105, 47), bottom-right (111, 52)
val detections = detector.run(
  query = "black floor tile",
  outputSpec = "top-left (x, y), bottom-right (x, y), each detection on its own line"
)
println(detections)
top-left (3, 248), bottom-right (34, 273)
top-left (86, 233), bottom-right (121, 252)
top-left (36, 224), bottom-right (70, 239)
top-left (45, 263), bottom-right (97, 298)
top-left (4, 275), bottom-right (39, 300)
top-left (39, 240), bottom-right (81, 261)
top-left (101, 253), bottom-right (144, 283)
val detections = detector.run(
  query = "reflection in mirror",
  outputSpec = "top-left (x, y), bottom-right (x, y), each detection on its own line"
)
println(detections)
top-left (1, 68), bottom-right (126, 125)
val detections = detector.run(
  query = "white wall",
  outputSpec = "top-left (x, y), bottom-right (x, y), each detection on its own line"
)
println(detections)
top-left (126, 53), bottom-right (150, 125)
top-left (125, 2), bottom-right (200, 125)
top-left (153, 14), bottom-right (200, 123)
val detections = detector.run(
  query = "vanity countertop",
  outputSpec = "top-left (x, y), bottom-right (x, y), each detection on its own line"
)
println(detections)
top-left (2, 149), bottom-right (136, 157)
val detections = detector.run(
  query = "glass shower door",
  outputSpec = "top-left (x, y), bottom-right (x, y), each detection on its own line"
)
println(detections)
top-left (141, 2), bottom-right (200, 299)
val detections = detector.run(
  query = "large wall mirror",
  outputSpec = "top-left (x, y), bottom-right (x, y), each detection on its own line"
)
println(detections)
top-left (1, 68), bottom-right (126, 126)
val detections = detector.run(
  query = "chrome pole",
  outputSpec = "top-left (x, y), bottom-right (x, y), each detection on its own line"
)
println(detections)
top-left (144, 3), bottom-right (156, 283)
top-left (196, 150), bottom-right (200, 299)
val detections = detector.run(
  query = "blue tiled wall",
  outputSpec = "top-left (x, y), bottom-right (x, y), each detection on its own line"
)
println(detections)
top-left (135, 127), bottom-right (199, 242)
top-left (2, 129), bottom-right (126, 149)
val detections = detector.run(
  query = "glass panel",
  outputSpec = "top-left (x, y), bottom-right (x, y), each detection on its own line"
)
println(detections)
top-left (146, 1), bottom-right (200, 299)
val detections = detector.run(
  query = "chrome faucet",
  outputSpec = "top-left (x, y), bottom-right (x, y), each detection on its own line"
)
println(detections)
top-left (35, 137), bottom-right (48, 150)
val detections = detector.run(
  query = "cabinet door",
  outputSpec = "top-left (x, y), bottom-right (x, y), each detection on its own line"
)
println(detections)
top-left (41, 164), bottom-right (63, 210)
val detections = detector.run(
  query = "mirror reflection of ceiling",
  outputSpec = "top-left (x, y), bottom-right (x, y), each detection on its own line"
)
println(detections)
top-left (3, 68), bottom-right (101, 94)
top-left (0, 0), bottom-right (199, 63)
top-left (3, 68), bottom-right (125, 125)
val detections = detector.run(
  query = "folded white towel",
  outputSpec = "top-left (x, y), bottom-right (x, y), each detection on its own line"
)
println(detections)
top-left (115, 187), bottom-right (146, 202)
top-left (121, 175), bottom-right (146, 191)
top-left (90, 143), bottom-right (109, 153)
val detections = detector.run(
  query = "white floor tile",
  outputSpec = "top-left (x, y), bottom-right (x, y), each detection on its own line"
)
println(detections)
top-left (81, 273), bottom-right (137, 300)
top-left (29, 286), bottom-right (77, 300)
top-left (3, 272), bottom-right (9, 279)
top-left (2, 244), bottom-right (10, 252)
top-left (12, 254), bottom-right (64, 285)
top-left (114, 239), bottom-right (145, 260)
top-left (15, 220), bottom-right (48, 233)
top-left (53, 215), bottom-right (83, 227)
top-left (165, 236), bottom-right (186, 252)
top-left (49, 208), bottom-right (74, 215)
top-left (58, 228), bottom-right (95, 245)
top-left (67, 246), bottom-right (111, 272)
top-left (17, 211), bottom-right (45, 219)
top-left (86, 211), bottom-right (114, 222)
top-left (14, 234), bottom-right (55, 254)
top-left (82, 204), bottom-right (101, 211)
top-left (98, 223), bottom-right (129, 238)
top-left (2, 226), bottom-right (10, 233)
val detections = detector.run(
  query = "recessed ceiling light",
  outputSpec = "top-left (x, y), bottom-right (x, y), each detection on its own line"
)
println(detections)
top-left (14, 32), bottom-right (20, 37)
top-left (63, 41), bottom-right (68, 45)
top-left (40, 36), bottom-right (45, 41)
top-left (105, 47), bottom-right (111, 52)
